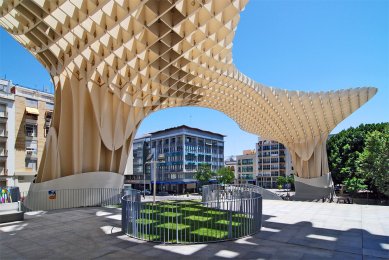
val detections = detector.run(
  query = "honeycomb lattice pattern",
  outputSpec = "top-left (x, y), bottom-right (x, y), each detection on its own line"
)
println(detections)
top-left (0, 0), bottom-right (377, 181)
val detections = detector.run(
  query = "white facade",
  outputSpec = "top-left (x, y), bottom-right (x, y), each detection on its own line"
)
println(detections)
top-left (232, 137), bottom-right (294, 188)
top-left (0, 79), bottom-right (15, 188)
top-left (256, 137), bottom-right (294, 188)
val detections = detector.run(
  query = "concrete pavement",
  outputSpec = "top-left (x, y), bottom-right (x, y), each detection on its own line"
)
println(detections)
top-left (0, 200), bottom-right (388, 259)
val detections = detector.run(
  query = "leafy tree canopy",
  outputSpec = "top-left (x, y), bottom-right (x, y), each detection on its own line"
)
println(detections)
top-left (216, 167), bottom-right (235, 184)
top-left (357, 127), bottom-right (389, 197)
top-left (327, 123), bottom-right (388, 185)
top-left (276, 176), bottom-right (287, 187)
top-left (194, 164), bottom-right (214, 186)
top-left (343, 177), bottom-right (367, 195)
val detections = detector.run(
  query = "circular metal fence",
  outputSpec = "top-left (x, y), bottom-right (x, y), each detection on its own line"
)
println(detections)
top-left (122, 184), bottom-right (262, 244)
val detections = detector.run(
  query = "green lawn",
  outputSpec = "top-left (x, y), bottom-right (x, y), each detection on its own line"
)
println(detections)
top-left (124, 200), bottom-right (257, 243)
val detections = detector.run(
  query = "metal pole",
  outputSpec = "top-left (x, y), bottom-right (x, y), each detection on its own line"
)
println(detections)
top-left (143, 162), bottom-right (146, 199)
top-left (153, 160), bottom-right (156, 204)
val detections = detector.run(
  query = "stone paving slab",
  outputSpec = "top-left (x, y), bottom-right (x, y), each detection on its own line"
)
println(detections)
top-left (0, 200), bottom-right (388, 259)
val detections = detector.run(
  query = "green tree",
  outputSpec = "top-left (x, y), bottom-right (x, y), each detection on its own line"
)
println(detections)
top-left (327, 123), bottom-right (388, 185)
top-left (194, 164), bottom-right (214, 187)
top-left (342, 177), bottom-right (368, 196)
top-left (357, 128), bottom-right (389, 197)
top-left (286, 175), bottom-right (295, 190)
top-left (276, 176), bottom-right (287, 189)
top-left (216, 167), bottom-right (235, 184)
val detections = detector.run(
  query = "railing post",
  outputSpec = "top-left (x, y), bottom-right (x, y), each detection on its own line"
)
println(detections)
top-left (176, 205), bottom-right (179, 243)
top-left (228, 200), bottom-right (232, 239)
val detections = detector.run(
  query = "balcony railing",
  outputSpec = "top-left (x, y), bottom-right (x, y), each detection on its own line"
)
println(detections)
top-left (0, 149), bottom-right (8, 157)
top-left (26, 132), bottom-right (37, 138)
top-left (0, 112), bottom-right (7, 118)
top-left (0, 130), bottom-right (8, 137)
top-left (0, 168), bottom-right (7, 175)
top-left (125, 172), bottom-right (197, 183)
top-left (26, 150), bottom-right (38, 157)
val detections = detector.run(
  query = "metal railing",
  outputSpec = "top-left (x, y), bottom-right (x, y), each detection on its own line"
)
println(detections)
top-left (122, 184), bottom-right (262, 244)
top-left (22, 188), bottom-right (121, 211)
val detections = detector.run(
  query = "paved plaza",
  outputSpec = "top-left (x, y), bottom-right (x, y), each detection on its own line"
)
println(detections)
top-left (0, 200), bottom-right (388, 259)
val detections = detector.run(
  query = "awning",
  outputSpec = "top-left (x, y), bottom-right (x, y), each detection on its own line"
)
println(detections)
top-left (14, 169), bottom-right (37, 176)
top-left (151, 180), bottom-right (198, 185)
top-left (25, 107), bottom-right (39, 115)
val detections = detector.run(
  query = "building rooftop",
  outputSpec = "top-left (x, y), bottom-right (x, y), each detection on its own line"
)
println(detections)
top-left (147, 125), bottom-right (226, 138)
top-left (133, 133), bottom-right (152, 141)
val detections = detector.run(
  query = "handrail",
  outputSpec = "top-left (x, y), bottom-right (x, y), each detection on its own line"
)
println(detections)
top-left (122, 184), bottom-right (262, 244)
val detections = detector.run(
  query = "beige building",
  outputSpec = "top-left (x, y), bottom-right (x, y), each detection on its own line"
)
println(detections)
top-left (236, 152), bottom-right (257, 184)
top-left (11, 84), bottom-right (53, 192)
top-left (0, 79), bottom-right (54, 192)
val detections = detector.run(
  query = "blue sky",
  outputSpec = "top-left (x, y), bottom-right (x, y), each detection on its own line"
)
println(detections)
top-left (0, 0), bottom-right (388, 157)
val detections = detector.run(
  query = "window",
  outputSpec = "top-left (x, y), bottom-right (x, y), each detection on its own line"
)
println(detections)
top-left (26, 140), bottom-right (38, 157)
top-left (25, 98), bottom-right (38, 108)
top-left (25, 123), bottom-right (37, 137)
top-left (44, 111), bottom-right (52, 137)
top-left (46, 102), bottom-right (54, 110)
top-left (25, 158), bottom-right (37, 170)
top-left (0, 104), bottom-right (6, 118)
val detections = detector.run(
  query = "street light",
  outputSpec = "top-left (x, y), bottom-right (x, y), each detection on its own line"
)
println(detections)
top-left (143, 153), bottom-right (153, 199)
top-left (144, 153), bottom-right (165, 204)
top-left (153, 154), bottom-right (165, 204)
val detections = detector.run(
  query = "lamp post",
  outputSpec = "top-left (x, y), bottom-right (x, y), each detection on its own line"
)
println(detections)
top-left (153, 154), bottom-right (165, 204)
top-left (143, 153), bottom-right (153, 199)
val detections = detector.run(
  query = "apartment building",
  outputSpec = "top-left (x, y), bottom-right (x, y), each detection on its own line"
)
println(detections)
top-left (224, 156), bottom-right (237, 180)
top-left (125, 125), bottom-right (225, 194)
top-left (256, 138), bottom-right (293, 188)
top-left (0, 79), bottom-right (54, 192)
top-left (236, 150), bottom-right (257, 184)
top-left (0, 80), bottom-right (15, 188)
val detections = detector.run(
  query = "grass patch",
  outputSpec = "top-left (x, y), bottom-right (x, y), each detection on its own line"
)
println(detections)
top-left (216, 219), bottom-right (241, 227)
top-left (157, 223), bottom-right (190, 230)
top-left (205, 210), bottom-right (226, 215)
top-left (233, 213), bottom-right (250, 218)
top-left (159, 204), bottom-right (178, 209)
top-left (159, 212), bottom-right (181, 217)
top-left (176, 201), bottom-right (198, 205)
top-left (181, 207), bottom-right (201, 212)
top-left (136, 218), bottom-right (158, 224)
top-left (140, 209), bottom-right (159, 214)
top-left (191, 228), bottom-right (229, 239)
top-left (185, 215), bottom-right (212, 222)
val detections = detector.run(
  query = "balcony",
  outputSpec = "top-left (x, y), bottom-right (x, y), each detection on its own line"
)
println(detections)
top-left (26, 150), bottom-right (38, 158)
top-left (157, 172), bottom-right (196, 181)
top-left (0, 130), bottom-right (7, 137)
top-left (0, 168), bottom-right (7, 176)
top-left (0, 149), bottom-right (7, 160)
top-left (25, 132), bottom-right (38, 139)
top-left (125, 172), bottom-right (197, 184)
top-left (0, 112), bottom-right (7, 124)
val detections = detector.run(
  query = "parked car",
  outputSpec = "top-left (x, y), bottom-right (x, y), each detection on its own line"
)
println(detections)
top-left (140, 189), bottom-right (151, 195)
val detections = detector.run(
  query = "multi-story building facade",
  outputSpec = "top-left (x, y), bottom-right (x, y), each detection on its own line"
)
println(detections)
top-left (224, 156), bottom-right (237, 180)
top-left (233, 140), bottom-right (293, 188)
top-left (236, 150), bottom-right (257, 184)
top-left (125, 125), bottom-right (225, 194)
top-left (256, 138), bottom-right (293, 188)
top-left (0, 79), bottom-right (15, 188)
top-left (0, 79), bottom-right (54, 192)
